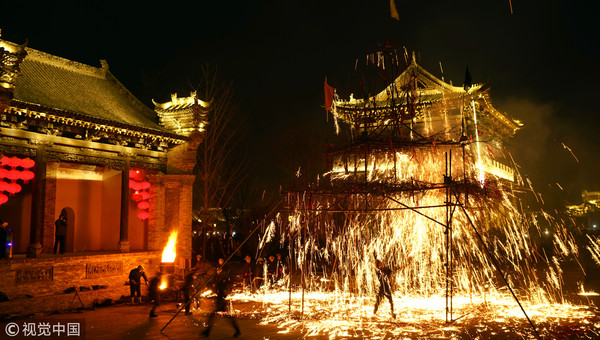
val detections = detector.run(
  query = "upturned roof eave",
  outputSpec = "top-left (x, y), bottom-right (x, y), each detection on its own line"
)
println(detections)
top-left (10, 99), bottom-right (189, 143)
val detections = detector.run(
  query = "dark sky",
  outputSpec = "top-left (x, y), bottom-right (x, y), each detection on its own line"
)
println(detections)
top-left (2, 1), bottom-right (598, 209)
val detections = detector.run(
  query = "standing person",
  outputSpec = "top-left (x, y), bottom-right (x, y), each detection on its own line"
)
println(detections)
top-left (241, 255), bottom-right (254, 293)
top-left (129, 265), bottom-right (148, 304)
top-left (267, 255), bottom-right (277, 287)
top-left (202, 267), bottom-right (240, 337)
top-left (275, 253), bottom-right (286, 281)
top-left (0, 220), bottom-right (7, 259)
top-left (217, 257), bottom-right (229, 274)
top-left (0, 220), bottom-right (8, 259)
top-left (148, 272), bottom-right (162, 317)
top-left (194, 254), bottom-right (211, 276)
top-left (182, 271), bottom-right (197, 315)
top-left (253, 257), bottom-right (265, 290)
top-left (53, 214), bottom-right (67, 254)
top-left (373, 259), bottom-right (396, 319)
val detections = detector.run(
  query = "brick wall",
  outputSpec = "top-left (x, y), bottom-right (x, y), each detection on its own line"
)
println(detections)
top-left (166, 132), bottom-right (202, 174)
top-left (0, 251), bottom-right (161, 316)
top-left (148, 174), bottom-right (194, 270)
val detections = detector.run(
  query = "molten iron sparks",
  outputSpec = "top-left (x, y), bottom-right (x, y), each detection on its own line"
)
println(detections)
top-left (229, 290), bottom-right (599, 338)
top-left (250, 134), bottom-right (597, 337)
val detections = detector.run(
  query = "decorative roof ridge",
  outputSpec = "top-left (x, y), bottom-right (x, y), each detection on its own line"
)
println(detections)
top-left (0, 38), bottom-right (27, 54)
top-left (23, 45), bottom-right (107, 79)
top-left (403, 61), bottom-right (466, 93)
top-left (10, 99), bottom-right (188, 141)
top-left (152, 91), bottom-right (211, 110)
top-left (102, 69), bottom-right (158, 120)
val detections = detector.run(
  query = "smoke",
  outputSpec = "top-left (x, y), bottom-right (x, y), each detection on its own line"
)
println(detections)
top-left (500, 95), bottom-right (600, 212)
top-left (503, 97), bottom-right (554, 171)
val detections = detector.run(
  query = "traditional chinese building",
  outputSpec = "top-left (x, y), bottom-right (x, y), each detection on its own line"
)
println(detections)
top-left (0, 37), bottom-right (206, 315)
top-left (567, 190), bottom-right (600, 231)
top-left (282, 50), bottom-right (548, 320)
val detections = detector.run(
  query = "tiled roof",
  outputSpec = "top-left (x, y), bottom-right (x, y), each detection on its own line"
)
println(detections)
top-left (12, 46), bottom-right (170, 134)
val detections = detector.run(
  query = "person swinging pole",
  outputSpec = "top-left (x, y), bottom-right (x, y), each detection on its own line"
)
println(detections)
top-left (373, 257), bottom-right (396, 319)
top-left (373, 252), bottom-right (412, 319)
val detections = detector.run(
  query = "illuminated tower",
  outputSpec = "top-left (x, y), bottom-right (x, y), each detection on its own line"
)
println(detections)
top-left (282, 48), bottom-right (558, 325)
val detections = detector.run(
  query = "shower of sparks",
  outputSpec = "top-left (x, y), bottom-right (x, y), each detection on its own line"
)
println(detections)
top-left (587, 234), bottom-right (600, 266)
top-left (561, 142), bottom-right (580, 163)
top-left (244, 55), bottom-right (599, 338)
top-left (248, 135), bottom-right (595, 338)
top-left (246, 134), bottom-right (600, 338)
top-left (229, 288), bottom-right (599, 339)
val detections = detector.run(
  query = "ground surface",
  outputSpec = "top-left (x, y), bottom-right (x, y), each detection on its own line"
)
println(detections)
top-left (1, 293), bottom-right (599, 340)
top-left (1, 258), bottom-right (599, 339)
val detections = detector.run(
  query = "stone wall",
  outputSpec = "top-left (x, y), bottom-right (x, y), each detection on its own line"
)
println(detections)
top-left (0, 251), bottom-right (161, 316)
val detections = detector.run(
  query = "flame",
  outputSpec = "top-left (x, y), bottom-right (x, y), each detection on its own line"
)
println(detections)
top-left (159, 276), bottom-right (168, 290)
top-left (161, 231), bottom-right (178, 263)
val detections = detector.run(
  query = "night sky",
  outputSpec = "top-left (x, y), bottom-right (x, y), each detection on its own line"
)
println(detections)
top-left (2, 1), bottom-right (598, 210)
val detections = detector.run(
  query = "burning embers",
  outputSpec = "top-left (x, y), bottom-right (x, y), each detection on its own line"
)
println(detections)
top-left (160, 231), bottom-right (178, 290)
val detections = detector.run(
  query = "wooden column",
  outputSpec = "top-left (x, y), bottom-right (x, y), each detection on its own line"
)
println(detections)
top-left (118, 160), bottom-right (130, 252)
top-left (27, 147), bottom-right (45, 258)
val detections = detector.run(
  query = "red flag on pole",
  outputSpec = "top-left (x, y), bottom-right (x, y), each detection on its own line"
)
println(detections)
top-left (324, 78), bottom-right (334, 112)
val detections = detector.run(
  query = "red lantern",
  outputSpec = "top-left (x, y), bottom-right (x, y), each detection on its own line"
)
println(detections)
top-left (7, 169), bottom-right (21, 181)
top-left (20, 170), bottom-right (35, 183)
top-left (131, 192), bottom-right (143, 201)
top-left (0, 193), bottom-right (8, 205)
top-left (132, 181), bottom-right (143, 191)
top-left (129, 169), bottom-right (138, 178)
top-left (0, 181), bottom-right (8, 192)
top-left (0, 168), bottom-right (8, 178)
top-left (0, 156), bottom-right (9, 166)
top-left (137, 210), bottom-right (150, 220)
top-left (21, 158), bottom-right (35, 169)
top-left (7, 182), bottom-right (21, 195)
top-left (137, 201), bottom-right (150, 210)
top-left (134, 171), bottom-right (144, 182)
top-left (140, 191), bottom-right (150, 200)
top-left (7, 157), bottom-right (20, 168)
top-left (141, 181), bottom-right (151, 190)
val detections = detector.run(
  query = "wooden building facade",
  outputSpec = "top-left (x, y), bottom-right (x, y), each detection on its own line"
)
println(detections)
top-left (0, 37), bottom-right (205, 315)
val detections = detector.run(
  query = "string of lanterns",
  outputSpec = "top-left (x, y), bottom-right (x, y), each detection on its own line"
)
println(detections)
top-left (129, 169), bottom-right (151, 220)
top-left (0, 156), bottom-right (35, 205)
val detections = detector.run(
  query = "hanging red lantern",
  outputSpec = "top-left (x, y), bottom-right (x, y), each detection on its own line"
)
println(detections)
top-left (131, 192), bottom-right (143, 201)
top-left (129, 169), bottom-right (138, 178)
top-left (20, 170), bottom-right (35, 183)
top-left (0, 168), bottom-right (8, 178)
top-left (140, 191), bottom-right (150, 200)
top-left (7, 182), bottom-right (21, 195)
top-left (137, 210), bottom-right (150, 220)
top-left (137, 200), bottom-right (150, 210)
top-left (134, 171), bottom-right (144, 182)
top-left (0, 181), bottom-right (8, 192)
top-left (21, 158), bottom-right (35, 169)
top-left (0, 156), bottom-right (9, 166)
top-left (131, 181), bottom-right (142, 191)
top-left (0, 193), bottom-right (8, 205)
top-left (7, 169), bottom-right (21, 181)
top-left (141, 181), bottom-right (151, 190)
top-left (7, 157), bottom-right (20, 168)
top-left (129, 179), bottom-right (136, 189)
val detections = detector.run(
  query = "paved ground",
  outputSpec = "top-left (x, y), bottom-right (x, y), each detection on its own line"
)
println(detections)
top-left (0, 303), bottom-right (307, 340)
top-left (2, 294), bottom-right (600, 340)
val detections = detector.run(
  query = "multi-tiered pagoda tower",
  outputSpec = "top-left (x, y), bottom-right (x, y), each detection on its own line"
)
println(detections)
top-left (281, 48), bottom-right (561, 324)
